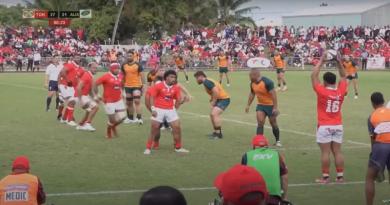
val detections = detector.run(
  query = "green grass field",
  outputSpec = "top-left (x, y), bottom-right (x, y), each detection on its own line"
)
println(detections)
top-left (0, 70), bottom-right (390, 205)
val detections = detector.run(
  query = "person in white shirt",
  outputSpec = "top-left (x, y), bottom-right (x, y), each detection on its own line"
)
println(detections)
top-left (44, 57), bottom-right (62, 111)
top-left (33, 51), bottom-right (42, 72)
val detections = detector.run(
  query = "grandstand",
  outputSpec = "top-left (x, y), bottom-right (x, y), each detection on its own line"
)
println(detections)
top-left (282, 1), bottom-right (390, 27)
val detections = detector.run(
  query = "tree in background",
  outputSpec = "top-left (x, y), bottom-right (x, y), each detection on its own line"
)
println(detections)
top-left (2, 0), bottom-right (257, 43)
top-left (215, 0), bottom-right (259, 26)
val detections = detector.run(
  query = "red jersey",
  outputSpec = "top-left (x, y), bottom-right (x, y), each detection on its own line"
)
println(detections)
top-left (75, 66), bottom-right (86, 86)
top-left (59, 62), bottom-right (77, 86)
top-left (149, 82), bottom-right (181, 109)
top-left (95, 72), bottom-right (123, 103)
top-left (313, 80), bottom-right (347, 126)
top-left (76, 71), bottom-right (93, 97)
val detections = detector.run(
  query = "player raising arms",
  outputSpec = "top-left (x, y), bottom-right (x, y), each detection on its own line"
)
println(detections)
top-left (311, 51), bottom-right (347, 184)
top-left (122, 51), bottom-right (145, 124)
top-left (342, 55), bottom-right (359, 99)
top-left (216, 51), bottom-right (231, 87)
top-left (174, 53), bottom-right (189, 83)
top-left (194, 71), bottom-right (230, 139)
top-left (271, 50), bottom-right (287, 91)
top-left (245, 68), bottom-right (281, 147)
top-left (144, 70), bottom-right (189, 155)
top-left (75, 62), bottom-right (99, 131)
top-left (94, 63), bottom-right (126, 139)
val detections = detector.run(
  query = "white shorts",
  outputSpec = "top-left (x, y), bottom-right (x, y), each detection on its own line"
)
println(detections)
top-left (316, 125), bottom-right (343, 144)
top-left (104, 100), bottom-right (126, 115)
top-left (77, 95), bottom-right (97, 112)
top-left (151, 107), bottom-right (179, 123)
top-left (59, 85), bottom-right (75, 100)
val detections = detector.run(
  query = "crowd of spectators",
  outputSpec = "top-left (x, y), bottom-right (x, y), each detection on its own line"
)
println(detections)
top-left (1, 25), bottom-right (389, 72)
top-left (144, 24), bottom-right (390, 68)
top-left (0, 26), bottom-right (103, 71)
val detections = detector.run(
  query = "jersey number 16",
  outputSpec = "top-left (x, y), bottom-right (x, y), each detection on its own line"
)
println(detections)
top-left (326, 100), bottom-right (340, 113)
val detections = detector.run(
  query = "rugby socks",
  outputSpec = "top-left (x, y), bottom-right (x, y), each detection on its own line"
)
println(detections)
top-left (272, 126), bottom-right (280, 142)
top-left (127, 112), bottom-right (134, 120)
top-left (79, 116), bottom-right (88, 126)
top-left (57, 105), bottom-right (64, 120)
top-left (278, 83), bottom-right (281, 88)
top-left (257, 125), bottom-right (264, 135)
top-left (46, 97), bottom-right (52, 110)
top-left (55, 97), bottom-right (60, 109)
top-left (322, 168), bottom-right (330, 179)
top-left (66, 107), bottom-right (74, 121)
top-left (336, 167), bottom-right (344, 179)
top-left (214, 126), bottom-right (222, 134)
top-left (185, 75), bottom-right (189, 81)
top-left (174, 139), bottom-right (182, 149)
top-left (62, 108), bottom-right (69, 121)
top-left (136, 114), bottom-right (142, 120)
top-left (146, 139), bottom-right (153, 149)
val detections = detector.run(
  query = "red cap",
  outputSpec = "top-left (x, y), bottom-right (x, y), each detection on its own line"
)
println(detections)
top-left (109, 63), bottom-right (120, 72)
top-left (214, 164), bottom-right (268, 204)
top-left (12, 156), bottom-right (30, 170)
top-left (252, 135), bottom-right (269, 148)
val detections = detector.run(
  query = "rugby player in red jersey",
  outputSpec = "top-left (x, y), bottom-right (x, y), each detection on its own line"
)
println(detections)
top-left (144, 70), bottom-right (189, 155)
top-left (311, 51), bottom-right (348, 184)
top-left (93, 63), bottom-right (126, 139)
top-left (75, 62), bottom-right (99, 132)
top-left (58, 56), bottom-right (83, 126)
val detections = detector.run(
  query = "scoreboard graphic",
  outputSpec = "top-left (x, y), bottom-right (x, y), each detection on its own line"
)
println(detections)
top-left (22, 9), bottom-right (92, 26)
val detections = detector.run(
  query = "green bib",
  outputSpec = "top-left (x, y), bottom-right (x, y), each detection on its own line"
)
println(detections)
top-left (246, 148), bottom-right (282, 196)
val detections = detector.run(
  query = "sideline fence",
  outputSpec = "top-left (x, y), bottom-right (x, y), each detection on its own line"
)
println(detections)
top-left (0, 56), bottom-right (388, 72)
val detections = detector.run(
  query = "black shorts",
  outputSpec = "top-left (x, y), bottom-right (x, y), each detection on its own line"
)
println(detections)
top-left (177, 66), bottom-right (185, 70)
top-left (347, 73), bottom-right (358, 80)
top-left (369, 142), bottom-right (390, 171)
top-left (34, 61), bottom-right (40, 66)
top-left (124, 87), bottom-right (143, 96)
top-left (48, 80), bottom-right (59, 91)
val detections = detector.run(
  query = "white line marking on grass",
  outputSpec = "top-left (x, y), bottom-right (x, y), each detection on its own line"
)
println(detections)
top-left (181, 111), bottom-right (314, 137)
top-left (47, 180), bottom-right (373, 197)
top-left (347, 140), bottom-right (371, 147)
top-left (276, 146), bottom-right (369, 151)
top-left (181, 111), bottom-right (372, 148)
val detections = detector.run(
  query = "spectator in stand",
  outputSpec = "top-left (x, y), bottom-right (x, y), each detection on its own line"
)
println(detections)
top-left (33, 51), bottom-right (41, 72)
top-left (361, 49), bottom-right (369, 70)
top-left (0, 54), bottom-right (4, 72)
top-left (16, 52), bottom-right (23, 72)
top-left (27, 52), bottom-right (34, 72)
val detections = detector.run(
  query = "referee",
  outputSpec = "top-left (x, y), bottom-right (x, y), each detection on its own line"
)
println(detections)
top-left (44, 56), bottom-right (62, 112)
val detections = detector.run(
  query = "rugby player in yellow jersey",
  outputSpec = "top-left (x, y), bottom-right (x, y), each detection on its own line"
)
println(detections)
top-left (174, 53), bottom-right (189, 83)
top-left (217, 51), bottom-right (231, 87)
top-left (271, 50), bottom-right (287, 91)
top-left (245, 68), bottom-right (282, 147)
top-left (122, 51), bottom-right (146, 124)
top-left (194, 71), bottom-right (230, 139)
top-left (342, 55), bottom-right (359, 99)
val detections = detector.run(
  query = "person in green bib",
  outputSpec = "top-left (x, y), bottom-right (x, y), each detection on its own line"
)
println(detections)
top-left (241, 135), bottom-right (290, 205)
